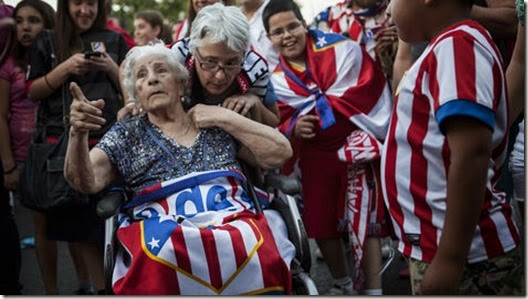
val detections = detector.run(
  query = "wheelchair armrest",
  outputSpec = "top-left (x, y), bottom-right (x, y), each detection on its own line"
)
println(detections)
top-left (264, 173), bottom-right (301, 195)
top-left (96, 189), bottom-right (127, 219)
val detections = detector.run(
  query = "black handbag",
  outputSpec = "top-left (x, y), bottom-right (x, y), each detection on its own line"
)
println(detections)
top-left (18, 127), bottom-right (90, 212)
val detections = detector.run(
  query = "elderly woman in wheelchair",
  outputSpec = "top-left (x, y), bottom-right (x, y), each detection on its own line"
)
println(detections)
top-left (64, 44), bottom-right (297, 295)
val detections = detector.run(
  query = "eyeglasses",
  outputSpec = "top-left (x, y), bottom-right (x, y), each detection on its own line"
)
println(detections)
top-left (194, 49), bottom-right (243, 75)
top-left (268, 22), bottom-right (304, 41)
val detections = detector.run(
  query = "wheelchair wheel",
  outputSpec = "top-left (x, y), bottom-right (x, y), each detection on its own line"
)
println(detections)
top-left (104, 243), bottom-right (114, 295)
top-left (291, 267), bottom-right (319, 295)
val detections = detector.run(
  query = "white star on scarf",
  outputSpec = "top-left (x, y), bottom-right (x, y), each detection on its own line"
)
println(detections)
top-left (316, 37), bottom-right (327, 48)
top-left (148, 237), bottom-right (160, 249)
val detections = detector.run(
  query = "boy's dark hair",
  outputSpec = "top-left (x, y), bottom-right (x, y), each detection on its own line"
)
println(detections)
top-left (134, 10), bottom-right (164, 31)
top-left (262, 0), bottom-right (304, 34)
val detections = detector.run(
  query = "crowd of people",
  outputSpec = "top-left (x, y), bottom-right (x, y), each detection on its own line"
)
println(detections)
top-left (0, 0), bottom-right (524, 296)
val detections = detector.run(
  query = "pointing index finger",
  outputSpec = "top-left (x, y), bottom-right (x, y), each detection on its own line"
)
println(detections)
top-left (69, 82), bottom-right (88, 102)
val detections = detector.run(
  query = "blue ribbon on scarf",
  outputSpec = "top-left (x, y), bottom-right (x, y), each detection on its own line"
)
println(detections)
top-left (279, 60), bottom-right (336, 137)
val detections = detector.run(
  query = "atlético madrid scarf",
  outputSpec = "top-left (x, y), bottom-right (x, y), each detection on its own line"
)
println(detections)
top-left (111, 170), bottom-right (294, 295)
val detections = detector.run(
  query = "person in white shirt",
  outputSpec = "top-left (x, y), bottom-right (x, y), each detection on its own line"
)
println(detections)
top-left (240, 0), bottom-right (279, 71)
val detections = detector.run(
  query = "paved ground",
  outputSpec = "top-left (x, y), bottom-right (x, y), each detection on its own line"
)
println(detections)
top-left (14, 197), bottom-right (523, 295)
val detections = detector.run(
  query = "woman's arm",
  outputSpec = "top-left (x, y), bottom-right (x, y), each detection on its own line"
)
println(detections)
top-left (188, 104), bottom-right (292, 169)
top-left (64, 82), bottom-right (118, 194)
top-left (28, 53), bottom-right (93, 102)
top-left (0, 78), bottom-right (19, 190)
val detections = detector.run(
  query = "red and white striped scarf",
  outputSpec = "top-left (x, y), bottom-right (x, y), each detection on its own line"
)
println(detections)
top-left (112, 170), bottom-right (294, 295)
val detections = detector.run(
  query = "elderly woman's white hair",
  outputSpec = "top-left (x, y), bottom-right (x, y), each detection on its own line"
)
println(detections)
top-left (190, 2), bottom-right (250, 54)
top-left (123, 43), bottom-right (189, 103)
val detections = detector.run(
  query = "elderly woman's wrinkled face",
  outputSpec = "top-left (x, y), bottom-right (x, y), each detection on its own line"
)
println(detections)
top-left (134, 54), bottom-right (185, 113)
top-left (194, 41), bottom-right (244, 97)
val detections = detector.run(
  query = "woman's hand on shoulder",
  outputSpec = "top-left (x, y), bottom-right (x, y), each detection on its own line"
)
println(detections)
top-left (69, 82), bottom-right (106, 135)
top-left (188, 104), bottom-right (227, 129)
top-left (117, 101), bottom-right (141, 121)
top-left (222, 93), bottom-right (260, 117)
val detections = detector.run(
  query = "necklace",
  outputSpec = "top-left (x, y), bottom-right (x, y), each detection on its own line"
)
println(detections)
top-left (171, 121), bottom-right (192, 139)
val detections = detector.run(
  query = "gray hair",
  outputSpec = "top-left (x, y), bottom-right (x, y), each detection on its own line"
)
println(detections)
top-left (122, 43), bottom-right (189, 102)
top-left (189, 2), bottom-right (250, 54)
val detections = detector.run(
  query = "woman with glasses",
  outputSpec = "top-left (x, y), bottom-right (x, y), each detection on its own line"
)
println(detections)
top-left (263, 0), bottom-right (393, 295)
top-left (170, 3), bottom-right (279, 127)
top-left (120, 3), bottom-right (279, 127)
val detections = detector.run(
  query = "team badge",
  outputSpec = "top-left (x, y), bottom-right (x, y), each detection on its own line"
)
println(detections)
top-left (90, 41), bottom-right (106, 53)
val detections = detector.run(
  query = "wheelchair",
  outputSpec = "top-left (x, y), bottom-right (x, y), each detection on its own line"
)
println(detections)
top-left (96, 168), bottom-right (318, 295)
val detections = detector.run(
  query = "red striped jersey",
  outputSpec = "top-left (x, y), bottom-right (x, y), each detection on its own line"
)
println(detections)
top-left (312, 1), bottom-right (392, 63)
top-left (381, 20), bottom-right (520, 264)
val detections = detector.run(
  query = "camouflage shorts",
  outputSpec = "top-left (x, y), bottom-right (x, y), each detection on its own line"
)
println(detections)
top-left (408, 246), bottom-right (525, 295)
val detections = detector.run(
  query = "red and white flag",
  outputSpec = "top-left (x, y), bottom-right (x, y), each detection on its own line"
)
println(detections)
top-left (112, 170), bottom-right (294, 295)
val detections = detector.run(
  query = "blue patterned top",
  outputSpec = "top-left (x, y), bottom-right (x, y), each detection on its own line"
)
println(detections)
top-left (516, 0), bottom-right (524, 26)
top-left (96, 114), bottom-right (241, 194)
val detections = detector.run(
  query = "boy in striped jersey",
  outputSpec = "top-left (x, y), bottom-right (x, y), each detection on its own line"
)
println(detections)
top-left (381, 0), bottom-right (523, 295)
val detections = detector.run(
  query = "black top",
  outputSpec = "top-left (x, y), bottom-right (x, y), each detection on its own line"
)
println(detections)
top-left (27, 29), bottom-right (129, 139)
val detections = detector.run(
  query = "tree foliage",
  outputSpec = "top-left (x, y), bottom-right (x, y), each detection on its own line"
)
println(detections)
top-left (110, 0), bottom-right (188, 33)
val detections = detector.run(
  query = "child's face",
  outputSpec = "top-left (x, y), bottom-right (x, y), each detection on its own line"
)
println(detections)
top-left (267, 11), bottom-right (307, 64)
top-left (15, 6), bottom-right (45, 48)
top-left (133, 18), bottom-right (160, 46)
top-left (387, 0), bottom-right (426, 42)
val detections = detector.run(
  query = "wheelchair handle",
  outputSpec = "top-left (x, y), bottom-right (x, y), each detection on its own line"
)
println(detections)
top-left (264, 173), bottom-right (302, 195)
top-left (97, 190), bottom-right (127, 219)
